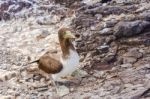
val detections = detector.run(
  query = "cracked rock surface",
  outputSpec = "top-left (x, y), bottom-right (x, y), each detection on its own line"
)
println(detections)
top-left (0, 0), bottom-right (150, 98)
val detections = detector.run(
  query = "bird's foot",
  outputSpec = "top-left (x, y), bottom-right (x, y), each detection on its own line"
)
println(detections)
top-left (61, 76), bottom-right (75, 80)
top-left (55, 79), bottom-right (80, 87)
top-left (55, 81), bottom-right (72, 86)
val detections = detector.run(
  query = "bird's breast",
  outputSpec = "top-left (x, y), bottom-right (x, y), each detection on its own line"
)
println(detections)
top-left (61, 49), bottom-right (79, 73)
top-left (62, 49), bottom-right (79, 66)
top-left (51, 49), bottom-right (79, 81)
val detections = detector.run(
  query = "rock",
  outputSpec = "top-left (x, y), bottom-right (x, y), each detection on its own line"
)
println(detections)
top-left (114, 0), bottom-right (140, 4)
top-left (123, 57), bottom-right (137, 64)
top-left (0, 70), bottom-right (17, 82)
top-left (90, 95), bottom-right (100, 99)
top-left (105, 35), bottom-right (116, 44)
top-left (93, 70), bottom-right (105, 78)
top-left (0, 2), bottom-right (9, 11)
top-left (0, 12), bottom-right (11, 21)
top-left (119, 86), bottom-right (146, 99)
top-left (0, 95), bottom-right (14, 99)
top-left (72, 3), bottom-right (128, 30)
top-left (0, 69), bottom-right (7, 81)
top-left (145, 74), bottom-right (150, 79)
top-left (36, 15), bottom-right (61, 25)
top-left (36, 29), bottom-right (50, 40)
top-left (72, 15), bottom-right (97, 29)
top-left (139, 11), bottom-right (150, 21)
top-left (122, 48), bottom-right (143, 64)
top-left (0, 0), bottom-right (33, 20)
top-left (97, 45), bottom-right (109, 53)
top-left (120, 63), bottom-right (132, 68)
top-left (123, 48), bottom-right (143, 59)
top-left (83, 6), bottom-right (127, 16)
top-left (28, 29), bottom-right (50, 40)
top-left (99, 28), bottom-right (113, 35)
top-left (52, 0), bottom-right (80, 7)
top-left (87, 76), bottom-right (97, 82)
top-left (114, 20), bottom-right (150, 38)
top-left (8, 1), bottom-right (32, 13)
top-left (33, 74), bottom-right (42, 81)
top-left (124, 83), bottom-right (134, 88)
top-left (95, 14), bottom-right (103, 20)
top-left (136, 3), bottom-right (150, 13)
top-left (83, 0), bottom-right (101, 5)
top-left (57, 85), bottom-right (69, 96)
top-left (101, 0), bottom-right (112, 3)
top-left (103, 80), bottom-right (121, 94)
top-left (144, 39), bottom-right (150, 46)
top-left (35, 85), bottom-right (49, 92)
top-left (98, 88), bottom-right (110, 97)
top-left (140, 88), bottom-right (150, 98)
top-left (72, 69), bottom-right (88, 78)
top-left (104, 19), bottom-right (118, 28)
top-left (103, 53), bottom-right (116, 63)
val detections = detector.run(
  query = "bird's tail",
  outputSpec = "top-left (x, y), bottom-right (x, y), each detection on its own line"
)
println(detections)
top-left (19, 59), bottom-right (39, 71)
top-left (19, 59), bottom-right (39, 77)
top-left (28, 59), bottom-right (39, 64)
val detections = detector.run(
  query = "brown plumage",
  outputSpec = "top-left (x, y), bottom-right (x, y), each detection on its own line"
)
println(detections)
top-left (38, 51), bottom-right (63, 74)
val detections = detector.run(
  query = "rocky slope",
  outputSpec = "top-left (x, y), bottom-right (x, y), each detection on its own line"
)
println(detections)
top-left (0, 0), bottom-right (150, 99)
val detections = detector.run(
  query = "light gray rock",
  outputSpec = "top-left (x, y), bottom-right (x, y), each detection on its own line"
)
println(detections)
top-left (121, 63), bottom-right (132, 68)
top-left (119, 86), bottom-right (146, 99)
top-left (72, 69), bottom-right (88, 78)
top-left (56, 85), bottom-right (70, 96)
top-left (36, 29), bottom-right (50, 40)
top-left (36, 15), bottom-right (61, 25)
top-left (90, 95), bottom-right (100, 99)
top-left (123, 48), bottom-right (143, 59)
top-left (123, 57), bottom-right (137, 64)
top-left (0, 70), bottom-right (17, 82)
top-left (145, 74), bottom-right (150, 79)
top-left (0, 95), bottom-right (15, 99)
top-left (99, 28), bottom-right (113, 35)
top-left (93, 70), bottom-right (105, 78)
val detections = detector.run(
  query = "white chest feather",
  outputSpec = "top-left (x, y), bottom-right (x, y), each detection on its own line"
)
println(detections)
top-left (52, 49), bottom-right (79, 81)
top-left (61, 49), bottom-right (79, 69)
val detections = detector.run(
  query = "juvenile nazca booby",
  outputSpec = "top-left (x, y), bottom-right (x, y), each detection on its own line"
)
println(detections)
top-left (30, 28), bottom-right (80, 86)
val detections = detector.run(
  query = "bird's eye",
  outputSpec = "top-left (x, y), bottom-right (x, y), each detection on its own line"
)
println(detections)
top-left (75, 34), bottom-right (80, 38)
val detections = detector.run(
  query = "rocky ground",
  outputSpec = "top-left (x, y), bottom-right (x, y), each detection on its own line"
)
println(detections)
top-left (0, 0), bottom-right (150, 99)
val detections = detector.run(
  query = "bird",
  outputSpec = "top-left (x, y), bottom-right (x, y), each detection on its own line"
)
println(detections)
top-left (28, 27), bottom-right (80, 87)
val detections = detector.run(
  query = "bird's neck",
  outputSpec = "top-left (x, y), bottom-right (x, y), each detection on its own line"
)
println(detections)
top-left (59, 39), bottom-right (75, 59)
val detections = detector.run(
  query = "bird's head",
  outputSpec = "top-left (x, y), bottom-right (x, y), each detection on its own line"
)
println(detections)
top-left (58, 28), bottom-right (79, 41)
top-left (58, 27), bottom-right (80, 56)
top-left (58, 28), bottom-right (77, 41)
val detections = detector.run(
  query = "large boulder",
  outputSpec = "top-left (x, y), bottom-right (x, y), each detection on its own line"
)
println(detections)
top-left (52, 0), bottom-right (81, 7)
top-left (114, 20), bottom-right (150, 38)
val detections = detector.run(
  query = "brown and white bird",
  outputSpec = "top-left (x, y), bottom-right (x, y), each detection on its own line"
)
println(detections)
top-left (29, 27), bottom-right (79, 85)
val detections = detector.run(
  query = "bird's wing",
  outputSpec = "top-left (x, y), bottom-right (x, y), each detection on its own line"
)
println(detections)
top-left (38, 53), bottom-right (63, 74)
top-left (44, 50), bottom-right (61, 59)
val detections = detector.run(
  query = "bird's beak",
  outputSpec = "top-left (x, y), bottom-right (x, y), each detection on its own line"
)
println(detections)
top-left (64, 31), bottom-right (76, 39)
